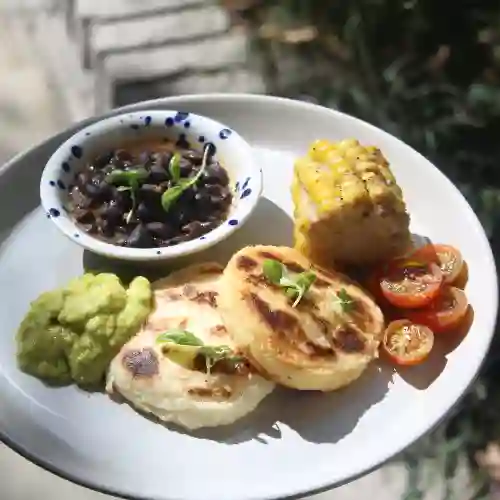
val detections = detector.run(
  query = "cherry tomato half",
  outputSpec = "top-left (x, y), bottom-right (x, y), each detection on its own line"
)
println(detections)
top-left (379, 257), bottom-right (443, 309)
top-left (382, 319), bottom-right (434, 366)
top-left (403, 286), bottom-right (469, 334)
top-left (409, 244), bottom-right (464, 285)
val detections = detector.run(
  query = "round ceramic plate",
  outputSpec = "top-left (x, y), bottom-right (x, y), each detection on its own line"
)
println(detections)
top-left (0, 95), bottom-right (496, 500)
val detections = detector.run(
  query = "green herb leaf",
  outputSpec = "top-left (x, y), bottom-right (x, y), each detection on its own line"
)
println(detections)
top-left (199, 345), bottom-right (242, 374)
top-left (296, 271), bottom-right (316, 290)
top-left (285, 287), bottom-right (299, 300)
top-left (156, 329), bottom-right (204, 347)
top-left (161, 184), bottom-right (185, 212)
top-left (161, 144), bottom-right (211, 213)
top-left (336, 288), bottom-right (355, 313)
top-left (263, 259), bottom-right (316, 307)
top-left (116, 185), bottom-right (131, 192)
top-left (168, 152), bottom-right (182, 183)
top-left (290, 271), bottom-right (317, 307)
top-left (156, 329), bottom-right (244, 374)
top-left (263, 259), bottom-right (284, 284)
top-left (105, 168), bottom-right (148, 186)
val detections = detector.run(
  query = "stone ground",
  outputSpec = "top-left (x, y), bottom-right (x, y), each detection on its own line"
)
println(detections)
top-left (0, 3), bottom-right (461, 500)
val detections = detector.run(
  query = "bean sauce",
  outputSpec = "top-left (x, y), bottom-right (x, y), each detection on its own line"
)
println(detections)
top-left (67, 138), bottom-right (233, 249)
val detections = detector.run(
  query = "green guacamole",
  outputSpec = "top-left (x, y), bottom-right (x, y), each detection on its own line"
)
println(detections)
top-left (16, 273), bottom-right (152, 387)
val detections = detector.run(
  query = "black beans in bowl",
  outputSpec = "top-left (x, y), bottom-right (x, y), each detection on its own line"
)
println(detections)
top-left (67, 139), bottom-right (233, 249)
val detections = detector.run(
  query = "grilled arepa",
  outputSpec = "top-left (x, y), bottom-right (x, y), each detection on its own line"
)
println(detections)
top-left (106, 263), bottom-right (274, 430)
top-left (217, 246), bottom-right (385, 391)
top-left (291, 138), bottom-right (411, 267)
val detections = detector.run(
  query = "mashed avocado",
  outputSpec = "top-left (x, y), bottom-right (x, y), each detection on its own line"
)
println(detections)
top-left (16, 273), bottom-right (152, 387)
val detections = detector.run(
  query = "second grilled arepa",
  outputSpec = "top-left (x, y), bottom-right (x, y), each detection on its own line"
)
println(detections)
top-left (106, 263), bottom-right (274, 430)
top-left (217, 246), bottom-right (385, 391)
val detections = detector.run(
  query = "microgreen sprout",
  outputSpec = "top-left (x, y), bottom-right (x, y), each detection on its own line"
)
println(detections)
top-left (262, 259), bottom-right (316, 307)
top-left (334, 288), bottom-right (355, 313)
top-left (156, 329), bottom-right (244, 374)
top-left (161, 144), bottom-right (211, 212)
top-left (105, 167), bottom-right (148, 223)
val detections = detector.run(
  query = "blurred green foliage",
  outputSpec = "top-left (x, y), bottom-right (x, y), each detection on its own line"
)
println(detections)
top-left (226, 0), bottom-right (500, 497)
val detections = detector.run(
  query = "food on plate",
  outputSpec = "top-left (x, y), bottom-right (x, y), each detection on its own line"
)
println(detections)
top-left (291, 138), bottom-right (411, 267)
top-left (217, 245), bottom-right (385, 391)
top-left (377, 256), bottom-right (443, 309)
top-left (67, 140), bottom-right (232, 248)
top-left (363, 244), bottom-right (470, 366)
top-left (17, 273), bottom-right (152, 387)
top-left (402, 286), bottom-right (469, 334)
top-left (408, 244), bottom-right (464, 285)
top-left (106, 263), bottom-right (274, 430)
top-left (381, 319), bottom-right (434, 366)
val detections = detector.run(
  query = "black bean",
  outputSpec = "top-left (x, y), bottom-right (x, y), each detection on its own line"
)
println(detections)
top-left (138, 151), bottom-right (153, 167)
top-left (179, 158), bottom-right (195, 177)
top-left (101, 204), bottom-right (123, 224)
top-left (136, 202), bottom-right (155, 222)
top-left (93, 152), bottom-right (113, 169)
top-left (192, 191), bottom-right (213, 213)
top-left (85, 180), bottom-right (111, 201)
top-left (73, 207), bottom-right (94, 224)
top-left (150, 152), bottom-right (173, 169)
top-left (80, 221), bottom-right (98, 234)
top-left (70, 186), bottom-right (92, 208)
top-left (112, 188), bottom-right (132, 210)
top-left (146, 222), bottom-right (173, 239)
top-left (113, 149), bottom-right (133, 164)
top-left (182, 150), bottom-right (203, 165)
top-left (115, 235), bottom-right (128, 247)
top-left (181, 221), bottom-right (206, 237)
top-left (164, 236), bottom-right (185, 246)
top-left (126, 224), bottom-right (153, 248)
top-left (148, 165), bottom-right (169, 183)
top-left (203, 162), bottom-right (229, 185)
top-left (76, 172), bottom-right (91, 187)
top-left (206, 211), bottom-right (225, 223)
top-left (98, 219), bottom-right (115, 238)
top-left (102, 164), bottom-right (115, 175)
top-left (204, 184), bottom-right (225, 197)
top-left (139, 185), bottom-right (162, 208)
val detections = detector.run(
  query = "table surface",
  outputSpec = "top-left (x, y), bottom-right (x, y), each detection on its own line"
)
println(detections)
top-left (0, 442), bottom-right (408, 500)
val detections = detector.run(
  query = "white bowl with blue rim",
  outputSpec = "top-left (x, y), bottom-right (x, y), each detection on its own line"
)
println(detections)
top-left (40, 110), bottom-right (262, 261)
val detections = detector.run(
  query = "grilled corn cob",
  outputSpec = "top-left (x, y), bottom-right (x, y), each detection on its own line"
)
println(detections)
top-left (291, 138), bottom-right (411, 267)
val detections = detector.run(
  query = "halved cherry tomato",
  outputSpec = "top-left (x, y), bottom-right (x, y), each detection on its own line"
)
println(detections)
top-left (379, 257), bottom-right (443, 309)
top-left (403, 286), bottom-right (469, 334)
top-left (409, 244), bottom-right (464, 285)
top-left (382, 319), bottom-right (434, 366)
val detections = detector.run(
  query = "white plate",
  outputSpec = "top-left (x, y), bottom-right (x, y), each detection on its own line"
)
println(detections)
top-left (0, 94), bottom-right (496, 500)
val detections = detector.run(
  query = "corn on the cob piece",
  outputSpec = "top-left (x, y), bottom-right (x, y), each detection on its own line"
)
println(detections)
top-left (292, 138), bottom-right (411, 267)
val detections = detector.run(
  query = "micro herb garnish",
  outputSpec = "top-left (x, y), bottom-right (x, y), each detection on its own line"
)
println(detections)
top-left (161, 144), bottom-right (211, 213)
top-left (168, 152), bottom-right (181, 183)
top-left (156, 329), bottom-right (244, 374)
top-left (105, 167), bottom-right (148, 223)
top-left (262, 259), bottom-right (316, 307)
top-left (156, 329), bottom-right (204, 346)
top-left (334, 288), bottom-right (355, 313)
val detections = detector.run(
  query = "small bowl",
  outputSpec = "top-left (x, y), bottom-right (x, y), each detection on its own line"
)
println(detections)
top-left (40, 110), bottom-right (262, 261)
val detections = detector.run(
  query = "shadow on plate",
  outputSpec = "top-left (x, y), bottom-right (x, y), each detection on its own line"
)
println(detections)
top-left (394, 341), bottom-right (447, 391)
top-left (110, 389), bottom-right (284, 445)
top-left (276, 362), bottom-right (393, 444)
top-left (394, 307), bottom-right (474, 390)
top-left (166, 362), bottom-right (393, 445)
top-left (82, 197), bottom-right (293, 281)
